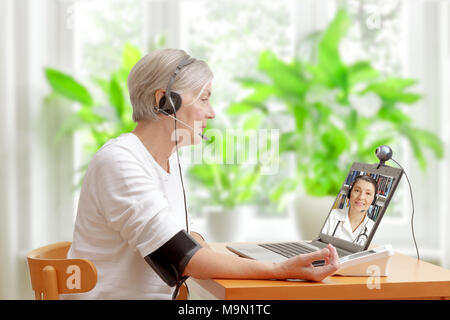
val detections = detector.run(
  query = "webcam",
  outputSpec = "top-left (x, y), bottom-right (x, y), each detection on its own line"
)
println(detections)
top-left (375, 145), bottom-right (392, 167)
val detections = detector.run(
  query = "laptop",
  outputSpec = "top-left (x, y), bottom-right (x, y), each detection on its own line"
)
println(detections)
top-left (226, 162), bottom-right (403, 265)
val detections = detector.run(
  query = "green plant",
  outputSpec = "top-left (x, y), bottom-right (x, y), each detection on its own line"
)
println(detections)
top-left (228, 9), bottom-right (444, 198)
top-left (44, 43), bottom-right (142, 174)
top-left (187, 115), bottom-right (267, 209)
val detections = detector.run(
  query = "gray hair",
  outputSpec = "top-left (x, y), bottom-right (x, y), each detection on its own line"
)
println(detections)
top-left (127, 48), bottom-right (214, 122)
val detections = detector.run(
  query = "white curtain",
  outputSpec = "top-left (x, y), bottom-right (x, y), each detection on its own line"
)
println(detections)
top-left (0, 0), bottom-right (76, 299)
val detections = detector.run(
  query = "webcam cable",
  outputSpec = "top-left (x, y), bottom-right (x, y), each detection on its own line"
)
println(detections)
top-left (391, 158), bottom-right (420, 261)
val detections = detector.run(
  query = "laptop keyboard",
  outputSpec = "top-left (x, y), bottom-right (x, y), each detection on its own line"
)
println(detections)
top-left (259, 242), bottom-right (352, 267)
top-left (259, 242), bottom-right (316, 258)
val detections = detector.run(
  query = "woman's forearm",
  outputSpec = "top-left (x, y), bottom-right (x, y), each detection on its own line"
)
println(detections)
top-left (183, 247), bottom-right (279, 280)
top-left (183, 244), bottom-right (340, 282)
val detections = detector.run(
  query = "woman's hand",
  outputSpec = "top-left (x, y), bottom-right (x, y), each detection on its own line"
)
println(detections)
top-left (184, 243), bottom-right (339, 282)
top-left (276, 244), bottom-right (340, 281)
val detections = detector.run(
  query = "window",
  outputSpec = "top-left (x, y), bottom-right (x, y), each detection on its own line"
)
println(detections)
top-left (70, 0), bottom-right (449, 263)
top-left (74, 0), bottom-right (145, 79)
top-left (180, 0), bottom-right (295, 110)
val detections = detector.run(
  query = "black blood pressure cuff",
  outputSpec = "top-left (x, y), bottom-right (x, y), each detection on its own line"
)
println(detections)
top-left (144, 230), bottom-right (202, 287)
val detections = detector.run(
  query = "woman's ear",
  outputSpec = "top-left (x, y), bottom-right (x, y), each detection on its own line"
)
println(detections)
top-left (155, 89), bottom-right (166, 109)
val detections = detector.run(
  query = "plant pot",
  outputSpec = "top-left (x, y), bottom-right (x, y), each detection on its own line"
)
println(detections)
top-left (204, 207), bottom-right (247, 242)
top-left (290, 194), bottom-right (336, 241)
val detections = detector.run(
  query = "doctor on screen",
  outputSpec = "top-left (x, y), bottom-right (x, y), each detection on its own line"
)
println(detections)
top-left (322, 175), bottom-right (377, 246)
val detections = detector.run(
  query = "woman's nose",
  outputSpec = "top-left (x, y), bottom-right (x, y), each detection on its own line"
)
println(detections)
top-left (207, 105), bottom-right (215, 119)
top-left (356, 193), bottom-right (365, 200)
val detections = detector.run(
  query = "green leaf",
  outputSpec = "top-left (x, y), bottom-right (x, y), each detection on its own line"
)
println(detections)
top-left (93, 77), bottom-right (110, 96)
top-left (243, 113), bottom-right (263, 131)
top-left (398, 125), bottom-right (444, 170)
top-left (347, 61), bottom-right (379, 88)
top-left (279, 132), bottom-right (302, 153)
top-left (77, 106), bottom-right (104, 124)
top-left (119, 106), bottom-right (136, 131)
top-left (121, 42), bottom-right (142, 71)
top-left (320, 126), bottom-right (349, 159)
top-left (236, 169), bottom-right (260, 188)
top-left (227, 102), bottom-right (260, 115)
top-left (89, 128), bottom-right (112, 150)
top-left (362, 77), bottom-right (421, 103)
top-left (235, 77), bottom-right (278, 104)
top-left (45, 68), bottom-right (93, 106)
top-left (383, 77), bottom-right (417, 90)
top-left (303, 159), bottom-right (343, 196)
top-left (410, 128), bottom-right (444, 159)
top-left (236, 77), bottom-right (270, 89)
top-left (358, 137), bottom-right (394, 159)
top-left (269, 178), bottom-right (298, 202)
top-left (378, 104), bottom-right (411, 125)
top-left (319, 9), bottom-right (350, 59)
top-left (401, 128), bottom-right (427, 170)
top-left (188, 165), bottom-right (214, 187)
top-left (109, 75), bottom-right (125, 118)
top-left (292, 104), bottom-right (309, 132)
top-left (316, 9), bottom-right (350, 88)
top-left (258, 51), bottom-right (308, 97)
top-left (310, 102), bottom-right (331, 125)
top-left (217, 165), bottom-right (231, 190)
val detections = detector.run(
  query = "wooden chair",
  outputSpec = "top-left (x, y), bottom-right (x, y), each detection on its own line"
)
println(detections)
top-left (27, 241), bottom-right (97, 300)
top-left (27, 241), bottom-right (188, 300)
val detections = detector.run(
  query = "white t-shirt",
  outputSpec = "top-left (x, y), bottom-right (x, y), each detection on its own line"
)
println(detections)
top-left (321, 207), bottom-right (374, 245)
top-left (63, 133), bottom-right (197, 300)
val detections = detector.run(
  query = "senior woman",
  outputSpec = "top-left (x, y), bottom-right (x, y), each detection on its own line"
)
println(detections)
top-left (66, 48), bottom-right (339, 300)
top-left (322, 175), bottom-right (378, 245)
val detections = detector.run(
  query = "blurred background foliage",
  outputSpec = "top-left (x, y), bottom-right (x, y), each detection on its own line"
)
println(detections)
top-left (44, 43), bottom-right (141, 181)
top-left (228, 9), bottom-right (443, 200)
top-left (43, 5), bottom-right (443, 214)
top-left (186, 118), bottom-right (264, 209)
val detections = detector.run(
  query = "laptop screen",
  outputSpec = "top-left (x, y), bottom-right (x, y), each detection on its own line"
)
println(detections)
top-left (319, 162), bottom-right (403, 252)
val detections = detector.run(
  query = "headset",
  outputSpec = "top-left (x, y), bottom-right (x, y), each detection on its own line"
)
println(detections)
top-left (156, 55), bottom-right (209, 141)
top-left (157, 55), bottom-right (196, 115)
top-left (145, 54), bottom-right (204, 300)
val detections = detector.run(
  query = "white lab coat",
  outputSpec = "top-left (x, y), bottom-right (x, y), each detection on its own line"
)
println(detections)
top-left (321, 207), bottom-right (375, 245)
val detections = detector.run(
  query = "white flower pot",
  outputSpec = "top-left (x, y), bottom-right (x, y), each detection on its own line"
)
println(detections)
top-left (290, 194), bottom-right (336, 241)
top-left (204, 207), bottom-right (247, 242)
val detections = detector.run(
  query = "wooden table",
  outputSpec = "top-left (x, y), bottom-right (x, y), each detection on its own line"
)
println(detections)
top-left (188, 243), bottom-right (450, 300)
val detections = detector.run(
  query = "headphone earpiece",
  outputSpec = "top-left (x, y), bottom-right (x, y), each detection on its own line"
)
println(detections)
top-left (157, 55), bottom-right (195, 116)
top-left (158, 92), bottom-right (182, 115)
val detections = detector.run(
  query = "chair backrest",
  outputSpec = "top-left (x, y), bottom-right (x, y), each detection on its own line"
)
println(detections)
top-left (27, 241), bottom-right (97, 300)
